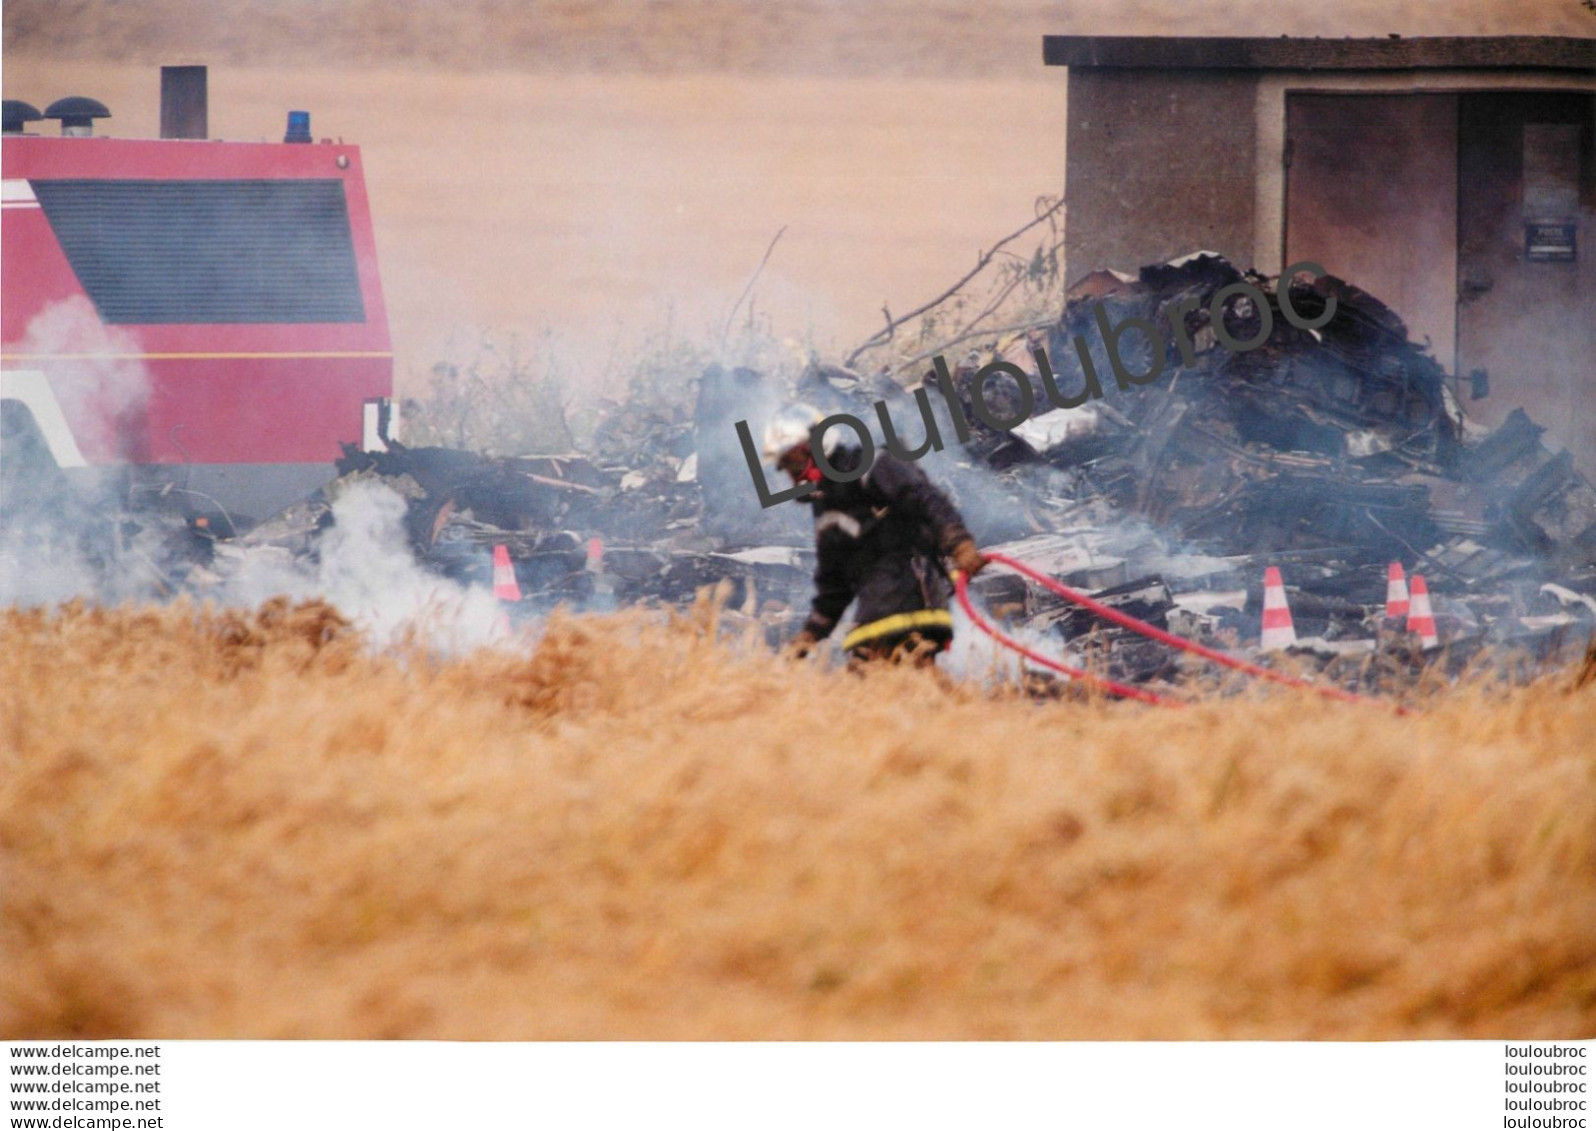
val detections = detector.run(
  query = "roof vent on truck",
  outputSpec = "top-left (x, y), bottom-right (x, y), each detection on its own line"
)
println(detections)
top-left (43, 95), bottom-right (111, 137)
top-left (3, 100), bottom-right (44, 135)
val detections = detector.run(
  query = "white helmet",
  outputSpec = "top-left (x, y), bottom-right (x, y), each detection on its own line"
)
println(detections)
top-left (761, 403), bottom-right (826, 463)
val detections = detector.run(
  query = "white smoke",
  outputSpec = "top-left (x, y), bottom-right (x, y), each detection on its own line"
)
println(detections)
top-left (1, 468), bottom-right (515, 653)
top-left (0, 541), bottom-right (102, 607)
top-left (11, 296), bottom-right (151, 460)
top-left (943, 594), bottom-right (1072, 688)
top-left (2, 298), bottom-right (150, 606)
top-left (220, 479), bottom-right (511, 654)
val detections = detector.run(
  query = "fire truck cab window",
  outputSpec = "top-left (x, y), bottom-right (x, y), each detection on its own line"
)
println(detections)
top-left (32, 178), bottom-right (367, 324)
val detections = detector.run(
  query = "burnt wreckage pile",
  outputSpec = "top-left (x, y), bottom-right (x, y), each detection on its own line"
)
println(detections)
top-left (211, 252), bottom-right (1592, 679)
top-left (216, 373), bottom-right (820, 635)
top-left (948, 254), bottom-right (1596, 680)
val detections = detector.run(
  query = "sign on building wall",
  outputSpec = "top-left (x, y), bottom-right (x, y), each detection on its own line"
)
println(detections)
top-left (1523, 123), bottom-right (1580, 262)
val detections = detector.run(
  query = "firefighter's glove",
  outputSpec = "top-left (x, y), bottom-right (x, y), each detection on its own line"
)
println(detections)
top-left (950, 538), bottom-right (987, 578)
top-left (785, 629), bottom-right (820, 661)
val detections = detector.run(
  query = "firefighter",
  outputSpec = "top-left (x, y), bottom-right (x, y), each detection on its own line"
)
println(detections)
top-left (763, 404), bottom-right (987, 666)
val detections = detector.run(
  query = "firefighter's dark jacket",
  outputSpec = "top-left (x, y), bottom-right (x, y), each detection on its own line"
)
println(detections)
top-left (799, 444), bottom-right (973, 643)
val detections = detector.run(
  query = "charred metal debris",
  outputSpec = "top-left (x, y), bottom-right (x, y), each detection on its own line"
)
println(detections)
top-left (138, 254), bottom-right (1596, 676)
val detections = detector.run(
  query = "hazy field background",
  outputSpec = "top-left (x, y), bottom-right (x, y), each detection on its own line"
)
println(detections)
top-left (5, 1), bottom-right (1590, 391)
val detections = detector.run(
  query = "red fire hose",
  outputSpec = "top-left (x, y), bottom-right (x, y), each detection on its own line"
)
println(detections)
top-left (955, 551), bottom-right (1381, 708)
top-left (952, 569), bottom-right (1178, 707)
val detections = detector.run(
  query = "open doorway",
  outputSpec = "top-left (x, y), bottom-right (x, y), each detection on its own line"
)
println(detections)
top-left (1285, 89), bottom-right (1595, 468)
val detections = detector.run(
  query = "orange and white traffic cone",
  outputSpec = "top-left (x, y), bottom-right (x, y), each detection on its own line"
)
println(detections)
top-left (492, 544), bottom-right (521, 602)
top-left (586, 536), bottom-right (616, 605)
top-left (1385, 562), bottom-right (1409, 621)
top-left (1407, 574), bottom-right (1440, 650)
top-left (1260, 565), bottom-right (1297, 652)
top-left (491, 544), bottom-right (520, 640)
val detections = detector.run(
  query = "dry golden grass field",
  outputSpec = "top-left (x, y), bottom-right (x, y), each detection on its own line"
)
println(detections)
top-left (3, 599), bottom-right (1594, 1040)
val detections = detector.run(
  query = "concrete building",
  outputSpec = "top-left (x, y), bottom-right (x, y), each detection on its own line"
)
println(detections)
top-left (1045, 35), bottom-right (1595, 459)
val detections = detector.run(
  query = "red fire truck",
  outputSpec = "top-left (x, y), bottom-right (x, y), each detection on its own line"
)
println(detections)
top-left (1, 71), bottom-right (394, 530)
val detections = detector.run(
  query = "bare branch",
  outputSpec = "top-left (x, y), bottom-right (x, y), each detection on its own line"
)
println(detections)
top-left (721, 226), bottom-right (787, 347)
top-left (953, 267), bottom-right (1030, 342)
top-left (843, 195), bottom-right (1064, 367)
top-left (886, 318), bottom-right (1057, 379)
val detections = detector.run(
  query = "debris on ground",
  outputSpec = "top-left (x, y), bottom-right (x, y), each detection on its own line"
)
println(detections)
top-left (952, 253), bottom-right (1596, 682)
top-left (24, 250), bottom-right (1591, 685)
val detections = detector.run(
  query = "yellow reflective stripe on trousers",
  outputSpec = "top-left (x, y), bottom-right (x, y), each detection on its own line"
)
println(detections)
top-left (841, 608), bottom-right (954, 651)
